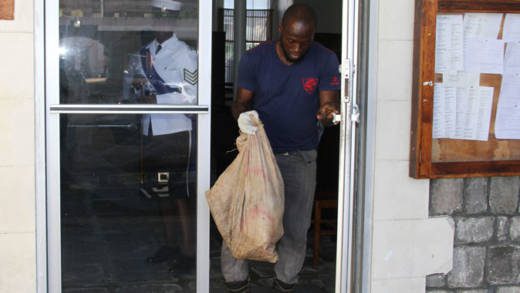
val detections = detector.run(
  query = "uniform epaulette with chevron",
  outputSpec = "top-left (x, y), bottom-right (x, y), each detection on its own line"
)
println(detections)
top-left (183, 69), bottom-right (198, 85)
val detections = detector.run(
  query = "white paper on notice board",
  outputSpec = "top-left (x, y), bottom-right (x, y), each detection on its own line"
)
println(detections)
top-left (475, 87), bottom-right (494, 141)
top-left (453, 86), bottom-right (494, 141)
top-left (435, 15), bottom-right (464, 72)
top-left (433, 84), bottom-right (494, 141)
top-left (495, 73), bottom-right (520, 139)
top-left (464, 39), bottom-right (504, 74)
top-left (503, 14), bottom-right (520, 42)
top-left (433, 84), bottom-right (457, 138)
top-left (463, 13), bottom-right (503, 40)
top-left (504, 42), bottom-right (520, 75)
top-left (443, 71), bottom-right (480, 87)
top-left (433, 83), bottom-right (445, 138)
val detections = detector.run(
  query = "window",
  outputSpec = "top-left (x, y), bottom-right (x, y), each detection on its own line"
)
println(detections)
top-left (220, 0), bottom-right (272, 84)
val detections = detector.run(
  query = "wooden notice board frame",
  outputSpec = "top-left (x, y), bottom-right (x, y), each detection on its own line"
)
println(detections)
top-left (410, 0), bottom-right (520, 178)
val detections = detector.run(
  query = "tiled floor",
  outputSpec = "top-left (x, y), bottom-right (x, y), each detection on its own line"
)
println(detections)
top-left (60, 175), bottom-right (337, 293)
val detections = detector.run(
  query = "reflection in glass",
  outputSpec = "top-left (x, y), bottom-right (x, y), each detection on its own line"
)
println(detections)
top-left (58, 0), bottom-right (198, 105)
top-left (60, 114), bottom-right (197, 292)
top-left (122, 31), bottom-right (198, 106)
top-left (58, 1), bottom-right (200, 291)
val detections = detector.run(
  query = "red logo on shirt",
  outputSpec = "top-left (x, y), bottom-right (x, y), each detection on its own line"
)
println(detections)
top-left (302, 78), bottom-right (319, 94)
top-left (330, 76), bottom-right (340, 86)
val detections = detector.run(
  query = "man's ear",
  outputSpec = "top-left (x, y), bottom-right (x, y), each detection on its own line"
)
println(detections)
top-left (278, 24), bottom-right (282, 34)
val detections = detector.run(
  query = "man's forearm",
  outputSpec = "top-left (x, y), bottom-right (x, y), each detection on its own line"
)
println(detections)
top-left (317, 90), bottom-right (340, 125)
top-left (232, 87), bottom-right (255, 119)
top-left (231, 100), bottom-right (251, 120)
top-left (319, 92), bottom-right (340, 110)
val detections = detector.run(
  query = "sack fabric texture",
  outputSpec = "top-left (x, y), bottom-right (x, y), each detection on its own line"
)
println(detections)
top-left (206, 116), bottom-right (284, 263)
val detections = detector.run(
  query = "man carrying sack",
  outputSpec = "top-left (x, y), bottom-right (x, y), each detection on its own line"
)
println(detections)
top-left (209, 4), bottom-right (341, 292)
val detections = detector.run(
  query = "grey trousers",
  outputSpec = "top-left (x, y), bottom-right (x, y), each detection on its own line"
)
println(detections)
top-left (221, 150), bottom-right (317, 285)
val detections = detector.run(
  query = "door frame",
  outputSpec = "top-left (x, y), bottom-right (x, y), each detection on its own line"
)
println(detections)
top-left (35, 1), bottom-right (213, 292)
top-left (337, 0), bottom-right (378, 291)
top-left (335, 0), bottom-right (359, 290)
top-left (35, 0), bottom-right (47, 291)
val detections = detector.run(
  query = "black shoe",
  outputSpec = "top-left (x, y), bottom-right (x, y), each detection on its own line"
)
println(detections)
top-left (225, 279), bottom-right (250, 293)
top-left (273, 278), bottom-right (295, 292)
top-left (146, 245), bottom-right (176, 263)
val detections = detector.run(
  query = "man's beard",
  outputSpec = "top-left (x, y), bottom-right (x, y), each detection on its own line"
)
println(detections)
top-left (280, 42), bottom-right (305, 63)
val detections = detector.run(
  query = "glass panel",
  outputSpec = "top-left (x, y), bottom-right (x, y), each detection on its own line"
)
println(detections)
top-left (221, 8), bottom-right (272, 83)
top-left (60, 114), bottom-right (198, 292)
top-left (59, 0), bottom-right (198, 105)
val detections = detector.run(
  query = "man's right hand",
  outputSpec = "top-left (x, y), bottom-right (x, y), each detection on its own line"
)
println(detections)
top-left (131, 77), bottom-right (156, 104)
top-left (131, 76), bottom-right (148, 89)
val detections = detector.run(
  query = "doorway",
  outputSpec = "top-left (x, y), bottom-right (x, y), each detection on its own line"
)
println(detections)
top-left (40, 0), bottom-right (364, 292)
top-left (208, 0), bottom-right (359, 292)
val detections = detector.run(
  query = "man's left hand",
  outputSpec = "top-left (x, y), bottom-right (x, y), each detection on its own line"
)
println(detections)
top-left (317, 102), bottom-right (339, 126)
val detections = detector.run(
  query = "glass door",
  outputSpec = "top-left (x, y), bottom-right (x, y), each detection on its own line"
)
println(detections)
top-left (45, 0), bottom-right (211, 292)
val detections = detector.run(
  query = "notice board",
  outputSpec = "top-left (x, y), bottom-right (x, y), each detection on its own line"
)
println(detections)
top-left (410, 0), bottom-right (520, 178)
top-left (0, 0), bottom-right (14, 20)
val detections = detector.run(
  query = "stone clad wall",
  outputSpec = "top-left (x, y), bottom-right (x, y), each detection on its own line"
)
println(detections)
top-left (427, 177), bottom-right (520, 292)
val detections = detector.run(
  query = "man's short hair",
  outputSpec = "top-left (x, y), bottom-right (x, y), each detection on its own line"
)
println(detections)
top-left (281, 4), bottom-right (317, 29)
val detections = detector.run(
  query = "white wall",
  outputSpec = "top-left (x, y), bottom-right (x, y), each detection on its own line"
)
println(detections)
top-left (368, 0), bottom-right (454, 292)
top-left (0, 0), bottom-right (36, 292)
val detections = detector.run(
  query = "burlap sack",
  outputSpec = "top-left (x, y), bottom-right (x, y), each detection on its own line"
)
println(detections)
top-left (206, 116), bottom-right (284, 263)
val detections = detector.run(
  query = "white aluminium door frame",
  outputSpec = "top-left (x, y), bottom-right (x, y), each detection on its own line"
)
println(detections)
top-left (35, 0), bottom-right (47, 291)
top-left (197, 3), bottom-right (212, 292)
top-left (336, 0), bottom-right (360, 291)
top-left (40, 1), bottom-right (213, 292)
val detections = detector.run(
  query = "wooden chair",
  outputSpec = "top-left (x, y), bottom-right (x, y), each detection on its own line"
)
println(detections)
top-left (312, 190), bottom-right (337, 267)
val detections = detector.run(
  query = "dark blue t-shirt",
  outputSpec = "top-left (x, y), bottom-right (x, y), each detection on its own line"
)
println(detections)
top-left (237, 41), bottom-right (340, 153)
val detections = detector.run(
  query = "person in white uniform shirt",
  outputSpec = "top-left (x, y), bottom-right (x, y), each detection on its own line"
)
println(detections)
top-left (135, 31), bottom-right (198, 136)
top-left (126, 29), bottom-right (197, 271)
